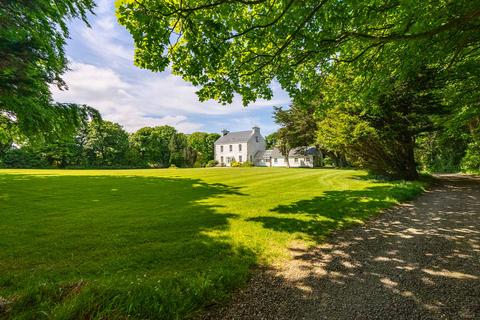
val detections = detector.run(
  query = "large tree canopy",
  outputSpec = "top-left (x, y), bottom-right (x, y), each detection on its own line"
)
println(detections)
top-left (0, 0), bottom-right (97, 139)
top-left (116, 0), bottom-right (480, 105)
top-left (317, 67), bottom-right (445, 179)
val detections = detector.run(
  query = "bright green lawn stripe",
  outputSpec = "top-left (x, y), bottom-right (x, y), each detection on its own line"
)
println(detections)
top-left (0, 168), bottom-right (424, 319)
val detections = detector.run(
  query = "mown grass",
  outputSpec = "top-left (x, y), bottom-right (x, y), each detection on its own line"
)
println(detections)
top-left (0, 168), bottom-right (425, 319)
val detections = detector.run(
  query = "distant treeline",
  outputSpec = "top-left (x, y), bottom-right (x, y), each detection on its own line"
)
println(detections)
top-left (0, 120), bottom-right (220, 169)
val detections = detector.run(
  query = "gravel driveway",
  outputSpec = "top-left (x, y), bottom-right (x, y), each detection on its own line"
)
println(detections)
top-left (203, 174), bottom-right (480, 320)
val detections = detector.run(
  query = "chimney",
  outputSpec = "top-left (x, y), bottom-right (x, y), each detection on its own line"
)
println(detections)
top-left (221, 129), bottom-right (229, 136)
top-left (252, 126), bottom-right (260, 134)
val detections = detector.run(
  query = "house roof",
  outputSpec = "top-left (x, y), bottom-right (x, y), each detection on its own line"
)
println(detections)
top-left (215, 130), bottom-right (253, 144)
top-left (290, 146), bottom-right (319, 156)
top-left (262, 148), bottom-right (283, 159)
top-left (259, 147), bottom-right (318, 159)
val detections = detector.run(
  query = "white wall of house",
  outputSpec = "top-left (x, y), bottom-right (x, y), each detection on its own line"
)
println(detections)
top-left (289, 156), bottom-right (315, 168)
top-left (256, 155), bottom-right (315, 167)
top-left (247, 127), bottom-right (266, 164)
top-left (271, 157), bottom-right (286, 167)
top-left (215, 143), bottom-right (248, 166)
top-left (214, 127), bottom-right (265, 166)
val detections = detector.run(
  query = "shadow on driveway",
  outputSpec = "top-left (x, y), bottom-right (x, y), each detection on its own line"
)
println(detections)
top-left (204, 175), bottom-right (480, 319)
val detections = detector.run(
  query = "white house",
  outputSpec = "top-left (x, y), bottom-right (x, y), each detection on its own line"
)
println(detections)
top-left (214, 127), bottom-right (266, 166)
top-left (255, 146), bottom-right (319, 168)
top-left (214, 127), bottom-right (319, 167)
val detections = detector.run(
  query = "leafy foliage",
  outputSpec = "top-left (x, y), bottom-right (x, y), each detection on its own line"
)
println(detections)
top-left (240, 161), bottom-right (254, 167)
top-left (187, 132), bottom-right (220, 167)
top-left (1, 148), bottom-right (48, 168)
top-left (116, 0), bottom-right (479, 105)
top-left (416, 131), bottom-right (469, 173)
top-left (230, 160), bottom-right (241, 167)
top-left (0, 0), bottom-right (98, 138)
top-left (128, 125), bottom-right (197, 168)
top-left (206, 159), bottom-right (219, 167)
top-left (264, 132), bottom-right (278, 149)
top-left (116, 0), bottom-right (480, 178)
top-left (0, 120), bottom-right (219, 169)
top-left (317, 68), bottom-right (445, 179)
top-left (272, 103), bottom-right (318, 166)
top-left (84, 120), bottom-right (130, 166)
top-left (461, 142), bottom-right (480, 173)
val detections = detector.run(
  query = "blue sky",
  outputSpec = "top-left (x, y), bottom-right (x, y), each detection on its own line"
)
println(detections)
top-left (51, 0), bottom-right (290, 135)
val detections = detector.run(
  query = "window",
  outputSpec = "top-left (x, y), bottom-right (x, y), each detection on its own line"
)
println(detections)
top-left (238, 144), bottom-right (242, 151)
top-left (229, 145), bottom-right (233, 152)
top-left (250, 155), bottom-right (253, 162)
top-left (239, 155), bottom-right (242, 163)
top-left (220, 145), bottom-right (223, 152)
top-left (220, 156), bottom-right (224, 163)
top-left (274, 158), bottom-right (278, 163)
top-left (255, 136), bottom-right (259, 143)
top-left (294, 158), bottom-right (298, 163)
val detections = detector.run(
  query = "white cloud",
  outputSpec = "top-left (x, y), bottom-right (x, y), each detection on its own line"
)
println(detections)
top-left (64, 62), bottom-right (129, 92)
top-left (80, 26), bottom-right (133, 62)
top-left (51, 62), bottom-right (203, 133)
top-left (52, 60), bottom-right (290, 134)
top-left (133, 73), bottom-right (289, 116)
top-left (94, 0), bottom-right (114, 15)
top-left (58, 4), bottom-right (291, 134)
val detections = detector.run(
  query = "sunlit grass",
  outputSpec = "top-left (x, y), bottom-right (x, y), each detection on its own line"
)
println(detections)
top-left (0, 168), bottom-right (425, 319)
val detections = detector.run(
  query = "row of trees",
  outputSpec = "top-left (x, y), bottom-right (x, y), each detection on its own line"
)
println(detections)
top-left (0, 118), bottom-right (220, 168)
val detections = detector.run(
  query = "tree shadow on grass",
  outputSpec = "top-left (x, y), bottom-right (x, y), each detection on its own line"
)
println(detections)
top-left (208, 176), bottom-right (480, 320)
top-left (0, 174), bottom-right (254, 319)
top-left (248, 182), bottom-right (423, 242)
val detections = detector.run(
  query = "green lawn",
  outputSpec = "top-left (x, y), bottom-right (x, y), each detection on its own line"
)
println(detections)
top-left (0, 168), bottom-right (424, 319)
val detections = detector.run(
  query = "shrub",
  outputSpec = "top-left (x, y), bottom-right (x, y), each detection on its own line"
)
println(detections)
top-left (461, 142), bottom-right (480, 173)
top-left (241, 161), bottom-right (254, 167)
top-left (2, 148), bottom-right (48, 168)
top-left (323, 156), bottom-right (335, 167)
top-left (230, 161), bottom-right (241, 167)
top-left (206, 160), bottom-right (218, 167)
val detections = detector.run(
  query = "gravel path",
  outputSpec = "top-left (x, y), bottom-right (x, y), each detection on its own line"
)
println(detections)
top-left (203, 174), bottom-right (480, 320)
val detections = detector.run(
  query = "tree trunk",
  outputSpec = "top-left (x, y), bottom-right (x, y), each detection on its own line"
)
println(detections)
top-left (316, 146), bottom-right (324, 167)
top-left (333, 152), bottom-right (343, 167)
top-left (339, 155), bottom-right (344, 168)
top-left (396, 136), bottom-right (419, 180)
top-left (402, 144), bottom-right (419, 180)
